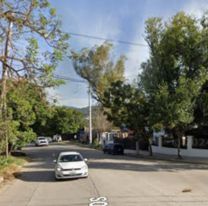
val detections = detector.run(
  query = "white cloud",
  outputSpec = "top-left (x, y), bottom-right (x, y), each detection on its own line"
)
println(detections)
top-left (46, 88), bottom-right (63, 103)
top-left (183, 0), bottom-right (208, 18)
top-left (46, 88), bottom-right (89, 108)
top-left (49, 5), bottom-right (122, 107)
top-left (125, 26), bottom-right (149, 82)
top-left (62, 7), bottom-right (121, 48)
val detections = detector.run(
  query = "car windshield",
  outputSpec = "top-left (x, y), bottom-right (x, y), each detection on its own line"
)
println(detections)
top-left (59, 154), bottom-right (83, 162)
top-left (39, 138), bottom-right (45, 140)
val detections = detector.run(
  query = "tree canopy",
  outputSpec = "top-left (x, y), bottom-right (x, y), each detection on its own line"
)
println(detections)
top-left (71, 43), bottom-right (125, 102)
top-left (0, 0), bottom-right (69, 155)
top-left (140, 12), bottom-right (208, 156)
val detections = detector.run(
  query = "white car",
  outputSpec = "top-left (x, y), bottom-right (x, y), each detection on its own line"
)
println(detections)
top-left (35, 137), bottom-right (49, 146)
top-left (54, 151), bottom-right (88, 180)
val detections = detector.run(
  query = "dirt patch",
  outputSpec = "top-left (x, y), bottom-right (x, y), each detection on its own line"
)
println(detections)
top-left (0, 158), bottom-right (27, 189)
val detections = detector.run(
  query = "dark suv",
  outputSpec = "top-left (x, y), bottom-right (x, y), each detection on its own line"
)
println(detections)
top-left (103, 143), bottom-right (124, 155)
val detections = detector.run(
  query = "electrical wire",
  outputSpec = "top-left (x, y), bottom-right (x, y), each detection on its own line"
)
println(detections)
top-left (69, 32), bottom-right (147, 47)
top-left (53, 74), bottom-right (86, 83)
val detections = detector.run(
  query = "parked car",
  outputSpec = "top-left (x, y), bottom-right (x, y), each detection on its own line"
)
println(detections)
top-left (54, 151), bottom-right (88, 180)
top-left (103, 143), bottom-right (124, 155)
top-left (35, 137), bottom-right (49, 146)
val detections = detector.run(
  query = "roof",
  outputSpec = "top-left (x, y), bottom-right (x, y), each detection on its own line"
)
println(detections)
top-left (58, 151), bottom-right (81, 156)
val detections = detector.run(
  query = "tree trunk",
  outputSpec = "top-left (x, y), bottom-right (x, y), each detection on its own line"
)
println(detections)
top-left (177, 135), bottom-right (182, 159)
top-left (0, 21), bottom-right (13, 157)
top-left (174, 127), bottom-right (183, 159)
top-left (148, 137), bottom-right (153, 156)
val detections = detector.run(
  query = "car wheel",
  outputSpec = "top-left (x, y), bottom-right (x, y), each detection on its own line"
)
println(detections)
top-left (55, 175), bottom-right (60, 181)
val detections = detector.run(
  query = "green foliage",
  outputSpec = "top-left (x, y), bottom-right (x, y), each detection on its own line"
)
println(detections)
top-left (0, 155), bottom-right (17, 168)
top-left (103, 81), bottom-right (150, 140)
top-left (72, 43), bottom-right (125, 102)
top-left (0, 78), bottom-right (86, 151)
top-left (139, 12), bottom-right (208, 157)
top-left (45, 106), bottom-right (85, 136)
top-left (0, 0), bottom-right (69, 86)
top-left (141, 12), bottom-right (208, 131)
top-left (4, 80), bottom-right (52, 149)
top-left (0, 0), bottom-right (69, 154)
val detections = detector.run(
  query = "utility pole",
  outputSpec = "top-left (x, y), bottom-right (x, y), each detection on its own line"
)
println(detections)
top-left (88, 84), bottom-right (92, 144)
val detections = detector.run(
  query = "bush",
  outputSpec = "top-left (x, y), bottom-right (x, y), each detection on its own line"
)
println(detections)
top-left (0, 156), bottom-right (25, 170)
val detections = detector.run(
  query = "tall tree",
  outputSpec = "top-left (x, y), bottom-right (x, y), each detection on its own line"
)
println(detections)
top-left (103, 81), bottom-right (153, 155)
top-left (71, 43), bottom-right (125, 103)
top-left (7, 79), bottom-right (51, 150)
top-left (0, 0), bottom-right (69, 156)
top-left (140, 12), bottom-right (208, 158)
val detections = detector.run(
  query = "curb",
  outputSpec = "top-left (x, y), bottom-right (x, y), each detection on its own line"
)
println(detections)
top-left (125, 152), bottom-right (208, 165)
top-left (70, 141), bottom-right (208, 165)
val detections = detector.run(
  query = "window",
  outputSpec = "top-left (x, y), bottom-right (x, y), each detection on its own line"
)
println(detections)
top-left (59, 154), bottom-right (83, 162)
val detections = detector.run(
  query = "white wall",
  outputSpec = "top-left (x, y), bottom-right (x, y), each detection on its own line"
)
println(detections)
top-left (152, 136), bottom-right (208, 158)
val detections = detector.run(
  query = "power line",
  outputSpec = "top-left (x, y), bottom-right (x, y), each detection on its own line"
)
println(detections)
top-left (69, 32), bottom-right (148, 47)
top-left (53, 74), bottom-right (86, 83)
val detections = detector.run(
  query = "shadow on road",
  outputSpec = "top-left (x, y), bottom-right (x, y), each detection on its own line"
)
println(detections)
top-left (14, 170), bottom-right (55, 182)
top-left (88, 160), bottom-right (208, 172)
top-left (14, 170), bottom-right (79, 182)
top-left (20, 143), bottom-right (208, 182)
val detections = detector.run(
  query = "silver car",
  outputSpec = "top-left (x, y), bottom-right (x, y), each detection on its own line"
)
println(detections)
top-left (54, 151), bottom-right (88, 180)
top-left (35, 137), bottom-right (49, 146)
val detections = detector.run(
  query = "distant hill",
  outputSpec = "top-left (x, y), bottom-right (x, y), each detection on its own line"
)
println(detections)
top-left (72, 106), bottom-right (98, 117)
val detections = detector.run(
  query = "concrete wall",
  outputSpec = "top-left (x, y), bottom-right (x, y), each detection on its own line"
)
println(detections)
top-left (152, 136), bottom-right (208, 158)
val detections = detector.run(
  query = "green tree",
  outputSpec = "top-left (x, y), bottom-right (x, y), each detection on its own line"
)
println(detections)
top-left (140, 12), bottom-right (208, 158)
top-left (0, 0), bottom-right (69, 155)
top-left (47, 106), bottom-right (85, 135)
top-left (71, 43), bottom-right (125, 102)
top-left (7, 79), bottom-right (50, 150)
top-left (103, 81), bottom-right (153, 155)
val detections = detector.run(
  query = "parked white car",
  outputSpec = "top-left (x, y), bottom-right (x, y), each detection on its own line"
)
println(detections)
top-left (35, 137), bottom-right (49, 146)
top-left (54, 151), bottom-right (88, 180)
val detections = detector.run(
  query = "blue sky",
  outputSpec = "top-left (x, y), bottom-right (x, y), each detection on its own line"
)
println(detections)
top-left (47, 0), bottom-right (208, 108)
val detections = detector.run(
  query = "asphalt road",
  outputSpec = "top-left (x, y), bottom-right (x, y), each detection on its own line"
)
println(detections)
top-left (1, 143), bottom-right (208, 206)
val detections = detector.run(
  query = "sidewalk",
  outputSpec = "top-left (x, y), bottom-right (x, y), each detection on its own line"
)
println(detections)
top-left (124, 149), bottom-right (208, 165)
top-left (69, 141), bottom-right (208, 165)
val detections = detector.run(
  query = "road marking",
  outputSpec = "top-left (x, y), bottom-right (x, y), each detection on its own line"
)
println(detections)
top-left (89, 197), bottom-right (108, 206)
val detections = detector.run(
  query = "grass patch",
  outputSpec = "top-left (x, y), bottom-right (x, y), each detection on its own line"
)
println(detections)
top-left (0, 155), bottom-right (27, 182)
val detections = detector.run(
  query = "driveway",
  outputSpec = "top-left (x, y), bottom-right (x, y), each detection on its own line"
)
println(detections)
top-left (0, 143), bottom-right (208, 206)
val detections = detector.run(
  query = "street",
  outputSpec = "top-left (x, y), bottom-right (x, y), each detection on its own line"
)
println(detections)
top-left (1, 143), bottom-right (208, 206)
